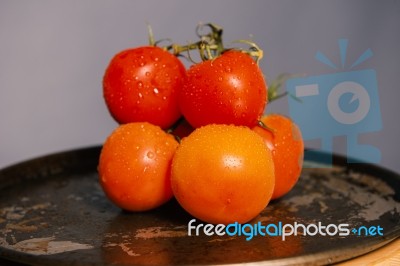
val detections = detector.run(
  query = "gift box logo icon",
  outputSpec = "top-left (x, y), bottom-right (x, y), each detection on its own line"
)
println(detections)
top-left (287, 39), bottom-right (382, 166)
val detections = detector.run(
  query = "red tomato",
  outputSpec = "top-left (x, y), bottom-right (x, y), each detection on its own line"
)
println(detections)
top-left (103, 46), bottom-right (186, 129)
top-left (179, 50), bottom-right (268, 128)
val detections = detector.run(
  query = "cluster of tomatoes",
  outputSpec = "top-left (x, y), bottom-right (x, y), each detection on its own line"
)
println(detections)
top-left (98, 24), bottom-right (304, 224)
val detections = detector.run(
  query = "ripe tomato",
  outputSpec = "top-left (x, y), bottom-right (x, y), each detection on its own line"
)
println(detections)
top-left (171, 124), bottom-right (275, 224)
top-left (103, 46), bottom-right (186, 129)
top-left (179, 50), bottom-right (268, 128)
top-left (98, 122), bottom-right (179, 211)
top-left (253, 114), bottom-right (304, 200)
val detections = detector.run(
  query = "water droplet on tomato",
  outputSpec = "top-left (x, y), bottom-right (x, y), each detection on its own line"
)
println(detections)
top-left (145, 72), bottom-right (150, 77)
top-left (218, 77), bottom-right (223, 82)
top-left (137, 81), bottom-right (143, 88)
top-left (147, 151), bottom-right (155, 159)
top-left (153, 88), bottom-right (159, 94)
top-left (225, 66), bottom-right (232, 73)
top-left (138, 92), bottom-right (143, 98)
top-left (162, 96), bottom-right (167, 100)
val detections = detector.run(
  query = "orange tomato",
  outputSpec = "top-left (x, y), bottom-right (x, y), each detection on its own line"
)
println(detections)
top-left (98, 122), bottom-right (178, 211)
top-left (253, 114), bottom-right (304, 200)
top-left (171, 124), bottom-right (275, 224)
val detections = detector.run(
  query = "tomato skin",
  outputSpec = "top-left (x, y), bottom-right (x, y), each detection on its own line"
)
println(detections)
top-left (253, 114), bottom-right (304, 200)
top-left (98, 122), bottom-right (179, 211)
top-left (103, 46), bottom-right (186, 129)
top-left (171, 124), bottom-right (275, 224)
top-left (179, 50), bottom-right (268, 128)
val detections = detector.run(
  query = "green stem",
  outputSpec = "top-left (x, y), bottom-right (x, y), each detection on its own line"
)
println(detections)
top-left (230, 40), bottom-right (263, 64)
top-left (146, 23), bottom-right (156, 46)
top-left (257, 120), bottom-right (275, 133)
top-left (163, 23), bottom-right (225, 61)
top-left (154, 22), bottom-right (264, 64)
top-left (268, 73), bottom-right (301, 103)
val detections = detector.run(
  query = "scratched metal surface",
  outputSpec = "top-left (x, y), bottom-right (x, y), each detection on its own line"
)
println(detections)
top-left (0, 146), bottom-right (399, 266)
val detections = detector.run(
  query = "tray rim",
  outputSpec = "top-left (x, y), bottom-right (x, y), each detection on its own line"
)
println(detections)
top-left (2, 146), bottom-right (400, 180)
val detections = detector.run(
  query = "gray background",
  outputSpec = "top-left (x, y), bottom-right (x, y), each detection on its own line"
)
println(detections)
top-left (1, 0), bottom-right (399, 172)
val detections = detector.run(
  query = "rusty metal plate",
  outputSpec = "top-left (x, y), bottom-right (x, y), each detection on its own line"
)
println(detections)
top-left (0, 146), bottom-right (399, 265)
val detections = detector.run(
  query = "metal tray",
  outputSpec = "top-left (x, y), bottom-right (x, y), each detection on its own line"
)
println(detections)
top-left (0, 146), bottom-right (399, 266)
